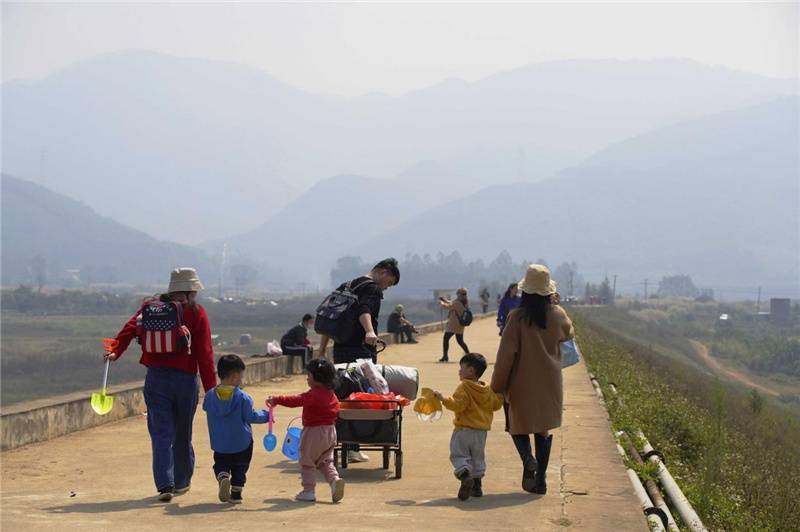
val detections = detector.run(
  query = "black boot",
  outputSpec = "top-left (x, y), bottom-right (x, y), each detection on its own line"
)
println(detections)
top-left (512, 434), bottom-right (538, 492)
top-left (471, 477), bottom-right (483, 497)
top-left (533, 433), bottom-right (553, 494)
top-left (457, 470), bottom-right (474, 501)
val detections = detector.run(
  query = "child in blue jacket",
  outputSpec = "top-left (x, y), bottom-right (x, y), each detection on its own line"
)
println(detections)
top-left (203, 354), bottom-right (269, 504)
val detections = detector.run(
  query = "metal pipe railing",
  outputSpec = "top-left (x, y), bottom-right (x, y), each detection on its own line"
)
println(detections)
top-left (636, 430), bottom-right (708, 532)
top-left (592, 374), bottom-right (707, 532)
top-left (618, 433), bottom-right (680, 532)
top-left (613, 440), bottom-right (666, 531)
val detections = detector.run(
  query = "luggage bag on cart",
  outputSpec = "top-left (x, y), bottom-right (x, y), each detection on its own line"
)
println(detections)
top-left (332, 363), bottom-right (417, 479)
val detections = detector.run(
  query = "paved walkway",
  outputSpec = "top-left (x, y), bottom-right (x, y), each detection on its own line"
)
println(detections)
top-left (1, 318), bottom-right (646, 531)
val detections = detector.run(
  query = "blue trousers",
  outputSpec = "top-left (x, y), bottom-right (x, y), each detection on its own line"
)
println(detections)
top-left (143, 366), bottom-right (199, 491)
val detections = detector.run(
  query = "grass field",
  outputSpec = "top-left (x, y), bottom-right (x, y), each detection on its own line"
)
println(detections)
top-left (575, 314), bottom-right (800, 530)
top-left (0, 291), bottom-right (448, 406)
top-left (574, 300), bottom-right (800, 415)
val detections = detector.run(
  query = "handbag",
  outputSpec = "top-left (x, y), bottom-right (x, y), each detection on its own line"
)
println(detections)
top-left (561, 338), bottom-right (581, 368)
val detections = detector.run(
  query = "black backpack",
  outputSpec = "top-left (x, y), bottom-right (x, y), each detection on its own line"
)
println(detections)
top-left (314, 278), bottom-right (375, 343)
top-left (334, 365), bottom-right (371, 400)
top-left (458, 307), bottom-right (474, 327)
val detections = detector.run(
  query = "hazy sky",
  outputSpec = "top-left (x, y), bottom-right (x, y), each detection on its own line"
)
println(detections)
top-left (2, 2), bottom-right (798, 96)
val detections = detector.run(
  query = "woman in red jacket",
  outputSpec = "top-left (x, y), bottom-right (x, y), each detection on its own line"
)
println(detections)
top-left (105, 268), bottom-right (217, 502)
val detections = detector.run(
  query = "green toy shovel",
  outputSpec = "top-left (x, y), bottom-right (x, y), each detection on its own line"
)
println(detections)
top-left (91, 338), bottom-right (117, 415)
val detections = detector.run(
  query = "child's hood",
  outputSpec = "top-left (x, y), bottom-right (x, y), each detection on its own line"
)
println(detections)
top-left (461, 379), bottom-right (500, 408)
top-left (204, 385), bottom-right (245, 417)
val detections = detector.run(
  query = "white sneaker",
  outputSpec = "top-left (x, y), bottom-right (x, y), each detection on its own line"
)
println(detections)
top-left (295, 490), bottom-right (316, 502)
top-left (330, 478), bottom-right (345, 503)
top-left (347, 450), bottom-right (370, 463)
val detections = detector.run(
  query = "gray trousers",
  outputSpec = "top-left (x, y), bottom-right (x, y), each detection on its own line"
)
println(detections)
top-left (449, 428), bottom-right (487, 479)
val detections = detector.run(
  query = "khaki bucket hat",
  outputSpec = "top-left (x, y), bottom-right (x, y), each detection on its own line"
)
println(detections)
top-left (518, 264), bottom-right (557, 296)
top-left (168, 267), bottom-right (204, 293)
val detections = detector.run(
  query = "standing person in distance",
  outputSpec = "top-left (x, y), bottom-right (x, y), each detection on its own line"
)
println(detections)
top-left (497, 283), bottom-right (521, 336)
top-left (105, 268), bottom-right (217, 502)
top-left (490, 264), bottom-right (574, 495)
top-left (479, 288), bottom-right (491, 314)
top-left (438, 288), bottom-right (471, 363)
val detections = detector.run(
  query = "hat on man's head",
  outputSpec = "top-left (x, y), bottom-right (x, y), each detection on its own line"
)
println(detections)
top-left (168, 267), bottom-right (204, 293)
top-left (518, 264), bottom-right (557, 296)
top-left (395, 304), bottom-right (404, 312)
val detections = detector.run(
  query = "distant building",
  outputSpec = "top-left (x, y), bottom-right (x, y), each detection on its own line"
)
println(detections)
top-left (770, 298), bottom-right (791, 324)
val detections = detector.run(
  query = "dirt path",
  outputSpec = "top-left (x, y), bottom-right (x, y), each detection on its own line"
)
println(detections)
top-left (1, 318), bottom-right (646, 531)
top-left (688, 339), bottom-right (779, 397)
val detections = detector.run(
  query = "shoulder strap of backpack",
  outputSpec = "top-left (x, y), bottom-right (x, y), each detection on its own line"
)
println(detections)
top-left (174, 301), bottom-right (185, 327)
top-left (350, 278), bottom-right (377, 293)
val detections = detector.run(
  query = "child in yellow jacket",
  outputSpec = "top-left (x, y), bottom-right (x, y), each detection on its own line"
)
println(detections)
top-left (434, 352), bottom-right (504, 501)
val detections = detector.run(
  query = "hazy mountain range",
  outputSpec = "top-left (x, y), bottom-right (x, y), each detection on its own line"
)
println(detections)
top-left (1, 174), bottom-right (212, 286)
top-left (2, 51), bottom-right (797, 292)
top-left (352, 97), bottom-right (799, 290)
top-left (3, 50), bottom-right (795, 244)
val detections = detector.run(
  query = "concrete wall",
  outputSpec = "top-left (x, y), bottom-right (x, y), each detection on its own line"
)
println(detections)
top-left (1, 313), bottom-right (495, 451)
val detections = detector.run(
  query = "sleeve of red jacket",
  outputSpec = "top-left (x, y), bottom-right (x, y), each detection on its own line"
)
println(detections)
top-left (272, 392), bottom-right (307, 408)
top-left (193, 306), bottom-right (217, 392)
top-left (113, 313), bottom-right (139, 358)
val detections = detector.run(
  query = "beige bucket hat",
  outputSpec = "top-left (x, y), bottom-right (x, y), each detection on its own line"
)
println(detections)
top-left (518, 264), bottom-right (557, 296)
top-left (168, 267), bottom-right (204, 293)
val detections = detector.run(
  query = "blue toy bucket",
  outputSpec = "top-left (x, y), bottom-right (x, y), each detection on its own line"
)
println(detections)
top-left (282, 417), bottom-right (303, 461)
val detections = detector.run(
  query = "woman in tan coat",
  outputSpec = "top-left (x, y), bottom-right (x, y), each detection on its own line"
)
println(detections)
top-left (438, 288), bottom-right (471, 363)
top-left (490, 265), bottom-right (574, 495)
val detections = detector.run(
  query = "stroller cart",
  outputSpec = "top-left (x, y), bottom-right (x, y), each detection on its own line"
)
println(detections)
top-left (333, 359), bottom-right (419, 480)
top-left (334, 399), bottom-right (405, 478)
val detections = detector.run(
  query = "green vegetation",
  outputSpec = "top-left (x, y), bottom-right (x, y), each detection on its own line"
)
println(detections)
top-left (1, 289), bottom-right (445, 405)
top-left (711, 315), bottom-right (800, 378)
top-left (578, 299), bottom-right (800, 406)
top-left (575, 312), bottom-right (800, 530)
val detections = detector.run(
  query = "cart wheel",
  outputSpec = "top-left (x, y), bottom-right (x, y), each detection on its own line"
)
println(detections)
top-left (382, 448), bottom-right (390, 470)
top-left (395, 450), bottom-right (403, 479)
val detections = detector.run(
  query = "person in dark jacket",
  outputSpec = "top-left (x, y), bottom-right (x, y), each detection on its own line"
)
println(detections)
top-left (281, 314), bottom-right (314, 369)
top-left (497, 283), bottom-right (521, 336)
top-left (317, 258), bottom-right (400, 463)
top-left (386, 304), bottom-right (418, 344)
top-left (203, 355), bottom-right (269, 504)
top-left (318, 258), bottom-right (400, 365)
top-left (479, 288), bottom-right (491, 313)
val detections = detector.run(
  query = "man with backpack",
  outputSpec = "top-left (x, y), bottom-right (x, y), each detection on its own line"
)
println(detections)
top-left (315, 258), bottom-right (400, 463)
top-left (316, 258), bottom-right (400, 365)
top-left (105, 268), bottom-right (216, 502)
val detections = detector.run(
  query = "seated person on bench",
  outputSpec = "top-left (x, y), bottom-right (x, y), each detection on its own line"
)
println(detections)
top-left (281, 314), bottom-right (314, 369)
top-left (386, 304), bottom-right (418, 344)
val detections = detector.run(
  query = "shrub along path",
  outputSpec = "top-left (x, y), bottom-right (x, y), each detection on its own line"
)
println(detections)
top-left (1, 317), bottom-right (645, 531)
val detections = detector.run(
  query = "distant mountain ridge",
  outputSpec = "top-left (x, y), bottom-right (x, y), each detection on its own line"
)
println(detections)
top-left (213, 167), bottom-right (467, 285)
top-left (351, 97), bottom-right (800, 291)
top-left (3, 50), bottom-right (795, 244)
top-left (1, 174), bottom-right (213, 286)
